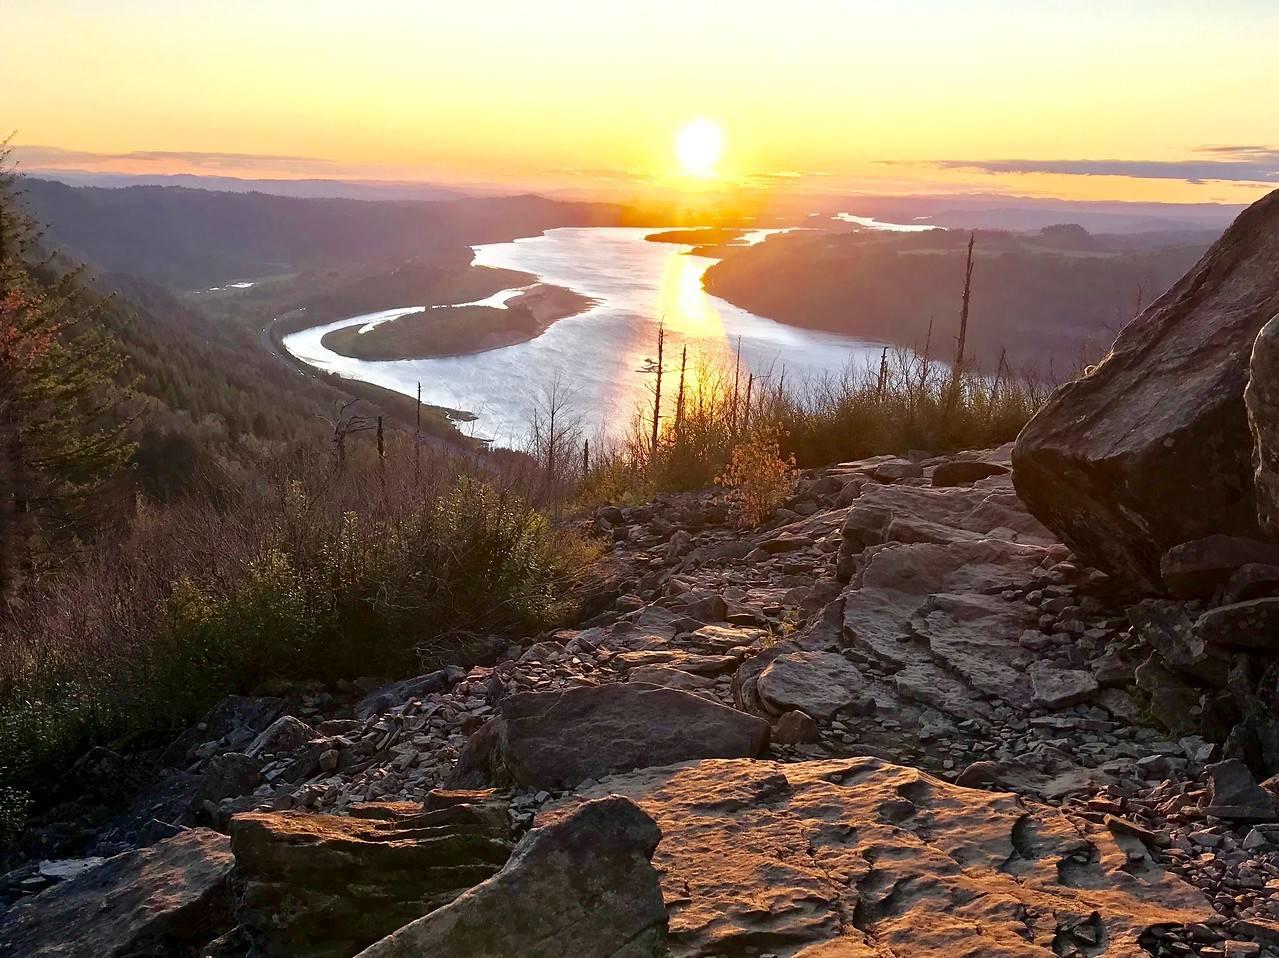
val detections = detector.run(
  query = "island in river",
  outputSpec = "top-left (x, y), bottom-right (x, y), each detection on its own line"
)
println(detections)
top-left (644, 227), bottom-right (747, 246)
top-left (320, 283), bottom-right (596, 361)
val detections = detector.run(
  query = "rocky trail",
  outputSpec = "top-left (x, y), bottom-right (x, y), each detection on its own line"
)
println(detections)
top-left (10, 188), bottom-right (1279, 956)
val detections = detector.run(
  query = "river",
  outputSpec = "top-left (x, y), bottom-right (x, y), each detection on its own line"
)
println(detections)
top-left (282, 227), bottom-right (886, 447)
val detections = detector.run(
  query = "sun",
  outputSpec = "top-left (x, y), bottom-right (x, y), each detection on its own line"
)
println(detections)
top-left (675, 118), bottom-right (724, 179)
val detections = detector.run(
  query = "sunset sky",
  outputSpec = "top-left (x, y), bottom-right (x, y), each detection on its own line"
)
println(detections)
top-left (6, 0), bottom-right (1279, 203)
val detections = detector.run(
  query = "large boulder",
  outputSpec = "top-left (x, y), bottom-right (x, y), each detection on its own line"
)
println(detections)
top-left (449, 683), bottom-right (769, 790)
top-left (756, 650), bottom-right (868, 719)
top-left (545, 757), bottom-right (1211, 957)
top-left (229, 794), bottom-right (513, 957)
top-left (1013, 189), bottom-right (1279, 591)
top-left (355, 796), bottom-right (667, 958)
top-left (0, 828), bottom-right (234, 958)
top-left (1249, 313), bottom-right (1279, 536)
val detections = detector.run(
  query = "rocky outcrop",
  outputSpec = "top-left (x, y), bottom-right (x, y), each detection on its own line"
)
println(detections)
top-left (228, 792), bottom-right (513, 957)
top-left (546, 757), bottom-right (1212, 957)
top-left (22, 442), bottom-right (1279, 957)
top-left (1014, 189), bottom-right (1279, 591)
top-left (843, 538), bottom-right (1057, 714)
top-left (0, 828), bottom-right (234, 958)
top-left (355, 796), bottom-right (667, 958)
top-left (450, 683), bottom-right (769, 790)
top-left (836, 476), bottom-right (1056, 579)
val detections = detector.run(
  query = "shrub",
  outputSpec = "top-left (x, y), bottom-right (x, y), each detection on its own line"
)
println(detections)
top-left (717, 432), bottom-right (798, 526)
top-left (0, 437), bottom-right (584, 843)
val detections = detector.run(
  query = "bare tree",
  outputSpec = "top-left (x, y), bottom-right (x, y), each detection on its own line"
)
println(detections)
top-left (947, 232), bottom-right (976, 409)
top-left (414, 382), bottom-right (422, 488)
top-left (730, 335), bottom-right (742, 440)
top-left (319, 400), bottom-right (376, 471)
top-left (648, 321), bottom-right (666, 458)
top-left (673, 344), bottom-right (688, 447)
top-left (528, 370), bottom-right (583, 508)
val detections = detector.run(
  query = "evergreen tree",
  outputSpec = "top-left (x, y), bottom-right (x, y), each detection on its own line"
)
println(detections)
top-left (0, 154), bottom-right (134, 602)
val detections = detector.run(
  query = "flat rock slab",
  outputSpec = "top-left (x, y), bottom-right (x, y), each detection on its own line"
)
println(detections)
top-left (546, 757), bottom-right (1212, 958)
top-left (759, 533), bottom-right (815, 554)
top-left (842, 482), bottom-right (1056, 555)
top-left (356, 796), bottom-right (667, 958)
top-left (0, 828), bottom-right (234, 958)
top-left (841, 539), bottom-right (1055, 717)
top-left (757, 650), bottom-right (867, 719)
top-left (911, 591), bottom-right (1036, 709)
top-left (683, 624), bottom-right (767, 652)
top-left (931, 459), bottom-right (1010, 486)
top-left (614, 650), bottom-right (739, 675)
top-left (450, 684), bottom-right (769, 790)
top-left (627, 665), bottom-right (716, 691)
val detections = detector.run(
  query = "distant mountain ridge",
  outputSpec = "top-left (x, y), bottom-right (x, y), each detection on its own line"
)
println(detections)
top-left (20, 169), bottom-right (503, 202)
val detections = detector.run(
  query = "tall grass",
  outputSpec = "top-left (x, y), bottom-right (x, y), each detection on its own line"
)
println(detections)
top-left (573, 346), bottom-right (1050, 505)
top-left (0, 434), bottom-right (588, 840)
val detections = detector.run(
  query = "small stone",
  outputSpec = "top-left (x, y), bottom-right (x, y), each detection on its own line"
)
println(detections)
top-left (1018, 630), bottom-right (1052, 652)
top-left (771, 710), bottom-right (821, 745)
top-left (1030, 666), bottom-right (1099, 708)
top-left (1224, 941), bottom-right (1261, 957)
top-left (1189, 829), bottom-right (1222, 848)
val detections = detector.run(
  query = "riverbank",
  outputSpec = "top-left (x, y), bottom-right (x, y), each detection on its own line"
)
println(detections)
top-left (264, 309), bottom-right (484, 445)
top-left (319, 283), bottom-right (597, 361)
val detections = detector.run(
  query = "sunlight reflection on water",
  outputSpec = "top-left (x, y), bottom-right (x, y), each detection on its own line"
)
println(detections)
top-left (282, 227), bottom-right (885, 447)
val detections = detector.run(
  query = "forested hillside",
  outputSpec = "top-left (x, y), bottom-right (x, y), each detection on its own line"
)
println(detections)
top-left (17, 178), bottom-right (622, 288)
top-left (704, 225), bottom-right (1214, 373)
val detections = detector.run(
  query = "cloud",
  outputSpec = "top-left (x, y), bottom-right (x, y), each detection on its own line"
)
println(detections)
top-left (9, 144), bottom-right (341, 173)
top-left (916, 147), bottom-right (1279, 185)
top-left (1196, 145), bottom-right (1278, 157)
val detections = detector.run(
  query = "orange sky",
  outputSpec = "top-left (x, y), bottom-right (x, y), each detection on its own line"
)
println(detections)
top-left (6, 0), bottom-right (1279, 204)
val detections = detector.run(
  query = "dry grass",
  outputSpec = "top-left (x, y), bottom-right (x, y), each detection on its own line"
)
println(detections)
top-left (570, 346), bottom-right (1050, 509)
